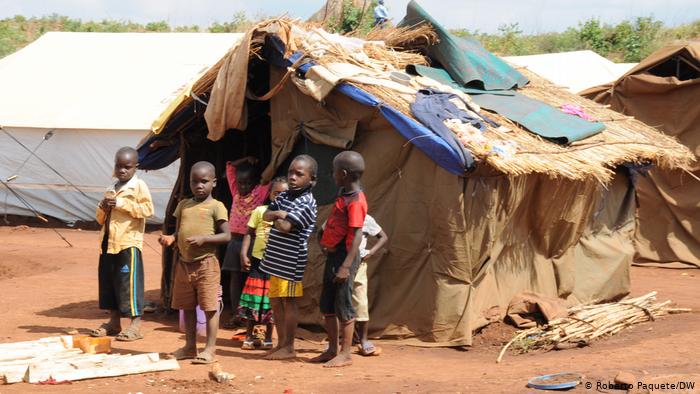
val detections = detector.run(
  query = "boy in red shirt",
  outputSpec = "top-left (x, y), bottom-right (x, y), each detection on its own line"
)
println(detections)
top-left (311, 151), bottom-right (367, 368)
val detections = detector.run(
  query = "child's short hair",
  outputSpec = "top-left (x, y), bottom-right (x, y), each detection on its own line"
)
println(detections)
top-left (334, 151), bottom-right (365, 180)
top-left (271, 176), bottom-right (288, 186)
top-left (191, 161), bottom-right (216, 176)
top-left (236, 161), bottom-right (261, 184)
top-left (115, 146), bottom-right (138, 161)
top-left (291, 154), bottom-right (318, 179)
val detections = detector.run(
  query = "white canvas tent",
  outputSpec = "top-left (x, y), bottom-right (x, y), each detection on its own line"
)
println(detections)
top-left (504, 50), bottom-right (636, 93)
top-left (0, 32), bottom-right (240, 223)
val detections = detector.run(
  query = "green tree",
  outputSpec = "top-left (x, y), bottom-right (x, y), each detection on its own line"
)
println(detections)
top-left (145, 21), bottom-right (170, 32)
top-left (325, 0), bottom-right (375, 35)
top-left (208, 11), bottom-right (251, 33)
top-left (578, 18), bottom-right (611, 55)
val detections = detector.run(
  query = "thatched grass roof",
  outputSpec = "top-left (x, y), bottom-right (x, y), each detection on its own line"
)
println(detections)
top-left (156, 19), bottom-right (694, 184)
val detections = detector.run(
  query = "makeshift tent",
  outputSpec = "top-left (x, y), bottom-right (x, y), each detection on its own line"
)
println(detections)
top-left (582, 42), bottom-right (700, 268)
top-left (504, 51), bottom-right (636, 94)
top-left (0, 32), bottom-right (239, 223)
top-left (142, 7), bottom-right (692, 345)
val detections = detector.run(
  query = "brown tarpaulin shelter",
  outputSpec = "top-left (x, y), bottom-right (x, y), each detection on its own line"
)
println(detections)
top-left (150, 20), bottom-right (693, 345)
top-left (582, 42), bottom-right (700, 268)
top-left (264, 68), bottom-right (637, 345)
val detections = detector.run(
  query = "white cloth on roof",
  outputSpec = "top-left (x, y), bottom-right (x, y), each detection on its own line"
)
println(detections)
top-left (300, 62), bottom-right (417, 101)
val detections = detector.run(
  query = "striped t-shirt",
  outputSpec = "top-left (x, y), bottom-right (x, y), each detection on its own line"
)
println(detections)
top-left (260, 188), bottom-right (317, 282)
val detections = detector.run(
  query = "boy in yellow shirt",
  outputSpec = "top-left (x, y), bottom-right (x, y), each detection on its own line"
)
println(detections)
top-left (91, 147), bottom-right (154, 342)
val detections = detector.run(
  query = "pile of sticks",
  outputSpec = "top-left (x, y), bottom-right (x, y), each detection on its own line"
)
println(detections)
top-left (497, 292), bottom-right (691, 363)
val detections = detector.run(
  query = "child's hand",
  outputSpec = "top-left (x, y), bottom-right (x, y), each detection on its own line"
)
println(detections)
top-left (100, 198), bottom-right (116, 210)
top-left (361, 250), bottom-right (373, 262)
top-left (320, 245), bottom-right (336, 255)
top-left (272, 210), bottom-right (288, 220)
top-left (334, 266), bottom-right (351, 283)
top-left (240, 255), bottom-right (251, 272)
top-left (158, 234), bottom-right (175, 247)
top-left (186, 236), bottom-right (207, 246)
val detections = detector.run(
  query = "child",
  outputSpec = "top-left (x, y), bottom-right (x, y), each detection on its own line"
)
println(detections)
top-left (222, 156), bottom-right (271, 328)
top-left (159, 161), bottom-right (231, 364)
top-left (259, 154), bottom-right (318, 360)
top-left (312, 150), bottom-right (367, 368)
top-left (238, 177), bottom-right (289, 350)
top-left (92, 147), bottom-right (153, 342)
top-left (353, 214), bottom-right (388, 356)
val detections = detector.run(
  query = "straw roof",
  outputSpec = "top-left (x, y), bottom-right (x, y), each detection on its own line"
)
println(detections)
top-left (157, 19), bottom-right (694, 184)
top-left (482, 68), bottom-right (694, 182)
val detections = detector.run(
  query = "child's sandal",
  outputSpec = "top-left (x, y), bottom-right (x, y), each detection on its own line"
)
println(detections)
top-left (241, 340), bottom-right (256, 350)
top-left (260, 341), bottom-right (274, 350)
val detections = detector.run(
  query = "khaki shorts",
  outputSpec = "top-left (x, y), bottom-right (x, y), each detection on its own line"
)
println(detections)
top-left (352, 262), bottom-right (369, 322)
top-left (171, 255), bottom-right (221, 311)
top-left (268, 275), bottom-right (303, 298)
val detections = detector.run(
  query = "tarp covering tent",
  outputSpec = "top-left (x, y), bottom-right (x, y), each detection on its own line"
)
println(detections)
top-left (582, 42), bottom-right (700, 268)
top-left (0, 32), bottom-right (239, 223)
top-left (143, 9), bottom-right (692, 345)
top-left (504, 51), bottom-right (636, 94)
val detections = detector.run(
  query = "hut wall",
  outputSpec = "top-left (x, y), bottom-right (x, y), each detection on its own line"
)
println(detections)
top-left (269, 70), bottom-right (634, 345)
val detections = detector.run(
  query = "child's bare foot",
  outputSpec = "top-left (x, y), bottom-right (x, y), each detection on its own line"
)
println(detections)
top-left (308, 350), bottom-right (336, 364)
top-left (264, 346), bottom-right (296, 360)
top-left (323, 353), bottom-right (353, 368)
top-left (263, 345), bottom-right (281, 357)
top-left (171, 346), bottom-right (197, 360)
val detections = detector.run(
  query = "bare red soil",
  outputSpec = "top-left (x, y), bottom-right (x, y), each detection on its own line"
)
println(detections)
top-left (0, 226), bottom-right (698, 393)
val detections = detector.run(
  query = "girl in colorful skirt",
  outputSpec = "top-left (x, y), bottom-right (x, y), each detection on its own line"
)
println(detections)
top-left (238, 177), bottom-right (289, 350)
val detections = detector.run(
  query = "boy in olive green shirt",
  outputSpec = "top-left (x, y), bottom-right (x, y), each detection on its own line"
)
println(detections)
top-left (159, 161), bottom-right (230, 364)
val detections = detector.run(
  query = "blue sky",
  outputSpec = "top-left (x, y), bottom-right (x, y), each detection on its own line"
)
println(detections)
top-left (1, 0), bottom-right (698, 33)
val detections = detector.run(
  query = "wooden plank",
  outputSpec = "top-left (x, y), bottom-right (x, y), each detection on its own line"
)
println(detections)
top-left (1, 365), bottom-right (30, 384)
top-left (26, 354), bottom-right (114, 383)
top-left (0, 336), bottom-right (72, 350)
top-left (2, 337), bottom-right (178, 384)
top-left (0, 349), bottom-right (83, 366)
top-left (1, 348), bottom-right (85, 384)
top-left (51, 358), bottom-right (180, 382)
top-left (26, 353), bottom-right (179, 383)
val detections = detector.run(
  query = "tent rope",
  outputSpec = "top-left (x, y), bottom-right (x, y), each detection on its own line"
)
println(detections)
top-left (0, 178), bottom-right (73, 247)
top-left (1, 127), bottom-right (98, 203)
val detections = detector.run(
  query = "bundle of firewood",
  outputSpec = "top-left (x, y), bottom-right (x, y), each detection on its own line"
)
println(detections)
top-left (497, 292), bottom-right (691, 363)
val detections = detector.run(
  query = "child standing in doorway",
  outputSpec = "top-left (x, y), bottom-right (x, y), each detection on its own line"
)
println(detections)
top-left (354, 214), bottom-right (388, 356)
top-left (312, 151), bottom-right (367, 368)
top-left (259, 155), bottom-right (318, 360)
top-left (238, 177), bottom-right (289, 350)
top-left (222, 156), bottom-right (271, 328)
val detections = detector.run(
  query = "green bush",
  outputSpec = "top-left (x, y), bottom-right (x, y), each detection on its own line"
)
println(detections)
top-left (0, 13), bottom-right (698, 63)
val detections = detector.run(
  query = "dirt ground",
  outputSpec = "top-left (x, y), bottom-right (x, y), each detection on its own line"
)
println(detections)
top-left (1, 226), bottom-right (699, 393)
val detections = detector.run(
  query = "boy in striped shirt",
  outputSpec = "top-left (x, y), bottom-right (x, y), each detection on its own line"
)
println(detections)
top-left (260, 155), bottom-right (318, 360)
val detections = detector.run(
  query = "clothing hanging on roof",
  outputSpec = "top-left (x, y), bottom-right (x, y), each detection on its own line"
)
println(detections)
top-left (410, 89), bottom-right (481, 170)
